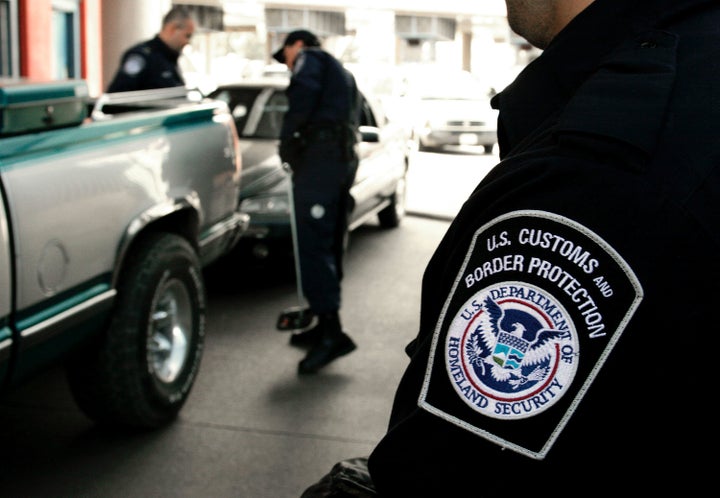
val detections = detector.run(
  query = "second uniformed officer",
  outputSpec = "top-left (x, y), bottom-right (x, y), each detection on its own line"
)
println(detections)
top-left (107, 6), bottom-right (195, 93)
top-left (273, 29), bottom-right (362, 374)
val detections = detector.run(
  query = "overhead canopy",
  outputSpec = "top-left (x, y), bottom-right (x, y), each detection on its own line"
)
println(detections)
top-left (265, 8), bottom-right (347, 38)
top-left (173, 1), bottom-right (225, 31)
top-left (395, 15), bottom-right (456, 41)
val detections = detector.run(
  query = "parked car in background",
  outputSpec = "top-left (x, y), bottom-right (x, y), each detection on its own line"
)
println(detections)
top-left (391, 67), bottom-right (499, 154)
top-left (209, 77), bottom-right (409, 262)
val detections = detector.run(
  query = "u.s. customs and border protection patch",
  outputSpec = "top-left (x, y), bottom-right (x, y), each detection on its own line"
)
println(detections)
top-left (122, 54), bottom-right (146, 76)
top-left (446, 282), bottom-right (578, 421)
top-left (419, 210), bottom-right (643, 459)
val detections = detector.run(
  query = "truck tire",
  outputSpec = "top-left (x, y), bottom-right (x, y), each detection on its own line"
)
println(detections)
top-left (377, 175), bottom-right (406, 228)
top-left (66, 232), bottom-right (205, 428)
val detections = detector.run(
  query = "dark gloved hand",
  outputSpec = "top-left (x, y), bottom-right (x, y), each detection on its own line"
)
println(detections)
top-left (279, 132), bottom-right (305, 165)
top-left (300, 457), bottom-right (377, 497)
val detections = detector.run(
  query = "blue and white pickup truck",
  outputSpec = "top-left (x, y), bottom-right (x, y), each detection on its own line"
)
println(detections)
top-left (0, 80), bottom-right (248, 428)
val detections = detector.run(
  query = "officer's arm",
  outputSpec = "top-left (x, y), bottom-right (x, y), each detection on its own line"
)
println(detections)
top-left (280, 52), bottom-right (324, 139)
top-left (107, 51), bottom-right (147, 93)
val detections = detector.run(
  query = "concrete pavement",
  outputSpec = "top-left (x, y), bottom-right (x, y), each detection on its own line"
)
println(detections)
top-left (0, 214), bottom-right (451, 497)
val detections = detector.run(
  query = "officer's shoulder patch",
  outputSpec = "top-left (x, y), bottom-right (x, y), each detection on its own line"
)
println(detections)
top-left (122, 54), bottom-right (146, 76)
top-left (418, 210), bottom-right (643, 459)
top-left (293, 52), bottom-right (307, 75)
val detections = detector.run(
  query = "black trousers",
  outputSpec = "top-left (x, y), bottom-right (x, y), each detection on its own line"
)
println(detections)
top-left (292, 140), bottom-right (357, 314)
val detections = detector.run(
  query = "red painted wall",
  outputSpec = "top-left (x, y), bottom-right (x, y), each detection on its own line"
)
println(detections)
top-left (17, 0), bottom-right (102, 93)
top-left (19, 0), bottom-right (53, 79)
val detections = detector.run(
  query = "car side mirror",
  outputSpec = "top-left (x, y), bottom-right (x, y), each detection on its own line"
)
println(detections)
top-left (359, 125), bottom-right (380, 143)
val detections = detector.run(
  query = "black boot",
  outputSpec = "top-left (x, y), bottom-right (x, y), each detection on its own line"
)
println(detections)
top-left (298, 312), bottom-right (356, 374)
top-left (289, 328), bottom-right (321, 348)
top-left (289, 321), bottom-right (323, 348)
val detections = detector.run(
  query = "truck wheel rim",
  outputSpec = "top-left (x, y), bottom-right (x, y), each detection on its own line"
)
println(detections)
top-left (148, 278), bottom-right (192, 384)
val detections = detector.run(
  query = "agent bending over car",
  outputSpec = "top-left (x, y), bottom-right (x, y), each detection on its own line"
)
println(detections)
top-left (273, 29), bottom-right (362, 375)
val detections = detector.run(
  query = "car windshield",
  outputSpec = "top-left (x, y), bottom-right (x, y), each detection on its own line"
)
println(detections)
top-left (213, 84), bottom-right (378, 138)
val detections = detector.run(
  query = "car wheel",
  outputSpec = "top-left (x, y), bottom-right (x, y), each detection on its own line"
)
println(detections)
top-left (65, 232), bottom-right (205, 429)
top-left (378, 173), bottom-right (407, 228)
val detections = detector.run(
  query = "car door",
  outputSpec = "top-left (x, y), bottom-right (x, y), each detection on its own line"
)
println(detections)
top-left (351, 95), bottom-right (407, 221)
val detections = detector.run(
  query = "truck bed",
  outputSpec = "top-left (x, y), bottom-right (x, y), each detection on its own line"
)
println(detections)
top-left (0, 79), bottom-right (247, 428)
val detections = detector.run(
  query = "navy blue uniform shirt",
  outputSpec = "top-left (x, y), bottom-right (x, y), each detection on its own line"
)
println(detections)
top-left (280, 47), bottom-right (358, 142)
top-left (367, 0), bottom-right (719, 494)
top-left (107, 36), bottom-right (184, 93)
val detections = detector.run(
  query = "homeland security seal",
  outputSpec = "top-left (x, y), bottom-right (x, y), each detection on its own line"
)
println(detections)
top-left (446, 283), bottom-right (578, 420)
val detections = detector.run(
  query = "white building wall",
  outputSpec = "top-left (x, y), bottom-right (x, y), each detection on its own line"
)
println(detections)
top-left (97, 1), bottom-right (514, 93)
top-left (260, 0), bottom-right (506, 17)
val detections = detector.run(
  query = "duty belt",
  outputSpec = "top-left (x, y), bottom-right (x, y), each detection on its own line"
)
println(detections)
top-left (304, 125), bottom-right (344, 142)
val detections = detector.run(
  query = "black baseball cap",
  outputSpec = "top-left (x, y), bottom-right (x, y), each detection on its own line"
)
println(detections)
top-left (272, 29), bottom-right (321, 63)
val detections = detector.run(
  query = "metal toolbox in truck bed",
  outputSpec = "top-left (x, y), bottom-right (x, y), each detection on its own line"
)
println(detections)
top-left (0, 78), bottom-right (89, 136)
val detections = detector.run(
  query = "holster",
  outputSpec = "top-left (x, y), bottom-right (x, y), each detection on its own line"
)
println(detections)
top-left (302, 124), bottom-right (358, 162)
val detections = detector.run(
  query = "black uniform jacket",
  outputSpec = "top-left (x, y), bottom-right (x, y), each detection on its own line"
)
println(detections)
top-left (107, 36), bottom-right (184, 93)
top-left (279, 47), bottom-right (359, 165)
top-left (281, 48), bottom-right (357, 135)
top-left (368, 0), bottom-right (719, 494)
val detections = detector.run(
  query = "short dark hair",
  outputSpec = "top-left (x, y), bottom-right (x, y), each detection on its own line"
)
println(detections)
top-left (281, 29), bottom-right (321, 48)
top-left (162, 6), bottom-right (193, 28)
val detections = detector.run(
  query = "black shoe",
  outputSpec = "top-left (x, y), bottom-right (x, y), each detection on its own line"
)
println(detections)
top-left (298, 332), bottom-right (357, 374)
top-left (289, 326), bottom-right (322, 348)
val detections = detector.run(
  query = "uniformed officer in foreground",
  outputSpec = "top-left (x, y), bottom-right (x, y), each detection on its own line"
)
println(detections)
top-left (273, 30), bottom-right (362, 374)
top-left (107, 6), bottom-right (195, 92)
top-left (300, 0), bottom-right (719, 495)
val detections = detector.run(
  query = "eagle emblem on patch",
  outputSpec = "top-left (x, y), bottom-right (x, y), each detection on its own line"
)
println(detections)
top-left (447, 284), bottom-right (578, 420)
